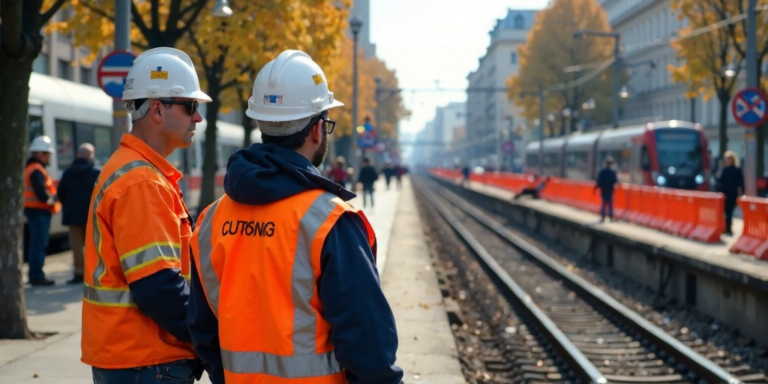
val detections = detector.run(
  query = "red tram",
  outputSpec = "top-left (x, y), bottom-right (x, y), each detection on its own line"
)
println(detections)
top-left (524, 120), bottom-right (710, 191)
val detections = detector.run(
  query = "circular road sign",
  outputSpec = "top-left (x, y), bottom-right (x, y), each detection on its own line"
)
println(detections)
top-left (357, 131), bottom-right (376, 149)
top-left (374, 142), bottom-right (387, 154)
top-left (501, 141), bottom-right (515, 155)
top-left (732, 87), bottom-right (768, 127)
top-left (97, 50), bottom-right (137, 100)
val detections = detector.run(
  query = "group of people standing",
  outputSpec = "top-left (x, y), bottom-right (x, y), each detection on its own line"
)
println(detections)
top-left (24, 48), bottom-right (403, 384)
top-left (324, 157), bottom-right (406, 208)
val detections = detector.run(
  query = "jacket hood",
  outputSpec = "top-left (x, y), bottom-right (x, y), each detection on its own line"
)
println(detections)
top-left (68, 158), bottom-right (94, 177)
top-left (224, 143), bottom-right (355, 206)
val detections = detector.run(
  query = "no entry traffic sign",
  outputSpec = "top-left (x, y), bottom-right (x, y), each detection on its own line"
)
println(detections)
top-left (357, 131), bottom-right (377, 149)
top-left (501, 141), bottom-right (515, 155)
top-left (97, 50), bottom-right (136, 100)
top-left (732, 87), bottom-right (768, 127)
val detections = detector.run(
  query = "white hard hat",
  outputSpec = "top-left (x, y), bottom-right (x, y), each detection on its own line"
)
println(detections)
top-left (29, 136), bottom-right (55, 153)
top-left (246, 50), bottom-right (343, 135)
top-left (122, 47), bottom-right (211, 103)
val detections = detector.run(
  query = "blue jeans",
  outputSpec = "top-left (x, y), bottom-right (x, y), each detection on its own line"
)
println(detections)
top-left (25, 210), bottom-right (51, 281)
top-left (362, 184), bottom-right (374, 207)
top-left (92, 359), bottom-right (198, 384)
top-left (600, 193), bottom-right (614, 220)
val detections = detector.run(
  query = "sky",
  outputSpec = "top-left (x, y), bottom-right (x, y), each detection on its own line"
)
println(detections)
top-left (369, 0), bottom-right (552, 136)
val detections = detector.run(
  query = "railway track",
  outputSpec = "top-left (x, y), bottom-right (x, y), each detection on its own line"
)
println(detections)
top-left (414, 176), bottom-right (764, 384)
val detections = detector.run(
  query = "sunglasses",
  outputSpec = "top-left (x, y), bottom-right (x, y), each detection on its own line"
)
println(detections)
top-left (322, 118), bottom-right (337, 134)
top-left (161, 100), bottom-right (199, 116)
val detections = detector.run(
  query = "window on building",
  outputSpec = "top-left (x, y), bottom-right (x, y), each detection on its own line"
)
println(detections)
top-left (514, 14), bottom-right (524, 29)
top-left (80, 66), bottom-right (93, 86)
top-left (28, 115), bottom-right (44, 144)
top-left (32, 54), bottom-right (49, 75)
top-left (57, 59), bottom-right (72, 80)
top-left (511, 52), bottom-right (517, 64)
top-left (56, 120), bottom-right (76, 169)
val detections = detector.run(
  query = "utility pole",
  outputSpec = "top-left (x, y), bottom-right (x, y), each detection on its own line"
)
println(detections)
top-left (744, 0), bottom-right (758, 196)
top-left (574, 30), bottom-right (621, 128)
top-left (350, 16), bottom-right (362, 169)
top-left (521, 84), bottom-right (546, 175)
top-left (113, 0), bottom-right (131, 154)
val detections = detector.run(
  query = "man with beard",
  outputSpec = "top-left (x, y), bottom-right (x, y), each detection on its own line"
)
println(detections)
top-left (187, 50), bottom-right (403, 384)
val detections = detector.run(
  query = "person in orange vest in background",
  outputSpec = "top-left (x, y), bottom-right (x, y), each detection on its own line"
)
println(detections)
top-left (188, 50), bottom-right (403, 384)
top-left (81, 48), bottom-right (211, 384)
top-left (25, 135), bottom-right (61, 286)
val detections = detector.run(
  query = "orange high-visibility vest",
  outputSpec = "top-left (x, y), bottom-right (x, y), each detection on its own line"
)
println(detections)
top-left (24, 162), bottom-right (61, 214)
top-left (81, 134), bottom-right (195, 368)
top-left (191, 189), bottom-right (376, 384)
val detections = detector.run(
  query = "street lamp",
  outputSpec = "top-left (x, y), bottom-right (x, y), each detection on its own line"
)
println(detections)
top-left (724, 62), bottom-right (738, 78)
top-left (350, 15), bottom-right (363, 164)
top-left (574, 30), bottom-right (621, 128)
top-left (211, 0), bottom-right (233, 17)
top-left (619, 85), bottom-right (630, 99)
top-left (582, 98), bottom-right (596, 111)
top-left (562, 107), bottom-right (571, 117)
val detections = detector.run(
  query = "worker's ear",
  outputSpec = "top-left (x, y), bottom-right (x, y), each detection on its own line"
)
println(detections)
top-left (310, 120), bottom-right (323, 144)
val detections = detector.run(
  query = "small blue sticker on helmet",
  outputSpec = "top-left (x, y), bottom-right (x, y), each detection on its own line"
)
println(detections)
top-left (263, 95), bottom-right (283, 105)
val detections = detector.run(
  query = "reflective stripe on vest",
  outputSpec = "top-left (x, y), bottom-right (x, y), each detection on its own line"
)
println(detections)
top-left (196, 192), bottom-right (343, 377)
top-left (119, 242), bottom-right (181, 275)
top-left (88, 160), bottom-right (159, 306)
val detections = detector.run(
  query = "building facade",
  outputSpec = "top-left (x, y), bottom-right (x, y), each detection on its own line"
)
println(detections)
top-left (599, 0), bottom-right (746, 161)
top-left (412, 102), bottom-right (466, 166)
top-left (465, 9), bottom-right (537, 170)
top-left (32, 9), bottom-right (101, 86)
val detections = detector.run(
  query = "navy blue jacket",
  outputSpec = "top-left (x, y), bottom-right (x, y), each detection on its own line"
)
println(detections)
top-left (187, 144), bottom-right (403, 384)
top-left (717, 166), bottom-right (744, 201)
top-left (57, 158), bottom-right (100, 226)
top-left (358, 166), bottom-right (378, 186)
top-left (596, 167), bottom-right (618, 195)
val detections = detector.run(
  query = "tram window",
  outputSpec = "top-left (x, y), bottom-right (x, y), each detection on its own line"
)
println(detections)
top-left (543, 153), bottom-right (559, 167)
top-left (566, 151), bottom-right (588, 168)
top-left (641, 146), bottom-right (650, 171)
top-left (93, 127), bottom-right (111, 167)
top-left (28, 115), bottom-right (44, 144)
top-left (526, 154), bottom-right (539, 167)
top-left (56, 120), bottom-right (76, 168)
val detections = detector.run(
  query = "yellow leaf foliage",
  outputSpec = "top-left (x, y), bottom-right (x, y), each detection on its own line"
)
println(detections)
top-left (507, 0), bottom-right (617, 134)
top-left (668, 0), bottom-right (748, 100)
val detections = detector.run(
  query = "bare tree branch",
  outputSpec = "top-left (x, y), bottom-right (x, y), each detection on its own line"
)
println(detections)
top-left (177, 1), bottom-right (208, 40)
top-left (130, 0), bottom-right (152, 43)
top-left (79, 1), bottom-right (114, 21)
top-left (40, 0), bottom-right (67, 25)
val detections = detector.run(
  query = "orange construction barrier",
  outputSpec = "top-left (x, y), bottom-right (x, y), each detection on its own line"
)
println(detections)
top-left (687, 192), bottom-right (724, 243)
top-left (730, 197), bottom-right (768, 259)
top-left (661, 192), bottom-right (693, 236)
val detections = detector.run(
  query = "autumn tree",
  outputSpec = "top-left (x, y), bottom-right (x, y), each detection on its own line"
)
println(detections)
top-left (726, 0), bottom-right (768, 177)
top-left (669, 0), bottom-right (744, 159)
top-left (0, 0), bottom-right (67, 340)
top-left (508, 0), bottom-right (616, 136)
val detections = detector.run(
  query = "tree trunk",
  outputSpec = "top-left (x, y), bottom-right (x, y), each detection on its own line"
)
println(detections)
top-left (717, 91), bottom-right (730, 160)
top-left (198, 81), bottom-right (221, 212)
top-left (0, 12), bottom-right (39, 341)
top-left (756, 63), bottom-right (765, 189)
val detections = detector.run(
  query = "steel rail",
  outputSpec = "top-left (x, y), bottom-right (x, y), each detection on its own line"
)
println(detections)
top-left (421, 176), bottom-right (742, 384)
top-left (415, 179), bottom-right (608, 384)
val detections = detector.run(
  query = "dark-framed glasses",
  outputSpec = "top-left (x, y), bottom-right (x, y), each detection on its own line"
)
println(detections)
top-left (322, 118), bottom-right (336, 134)
top-left (161, 100), bottom-right (199, 116)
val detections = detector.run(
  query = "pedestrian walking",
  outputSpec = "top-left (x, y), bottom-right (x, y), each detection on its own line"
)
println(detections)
top-left (188, 50), bottom-right (402, 384)
top-left (82, 48), bottom-right (210, 383)
top-left (461, 165), bottom-right (471, 187)
top-left (595, 156), bottom-right (618, 222)
top-left (326, 156), bottom-right (349, 188)
top-left (382, 162), bottom-right (395, 189)
top-left (56, 143), bottom-right (100, 284)
top-left (394, 163), bottom-right (405, 189)
top-left (24, 135), bottom-right (61, 286)
top-left (716, 150), bottom-right (744, 235)
top-left (358, 157), bottom-right (379, 208)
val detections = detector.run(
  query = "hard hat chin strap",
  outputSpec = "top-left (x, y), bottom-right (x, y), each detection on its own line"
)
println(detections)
top-left (126, 99), bottom-right (153, 122)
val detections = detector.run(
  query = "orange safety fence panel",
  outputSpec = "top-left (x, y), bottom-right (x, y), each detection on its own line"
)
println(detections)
top-left (730, 197), bottom-right (768, 258)
top-left (635, 187), bottom-right (657, 226)
top-left (624, 186), bottom-right (644, 223)
top-left (613, 185), bottom-right (629, 220)
top-left (649, 192), bottom-right (670, 230)
top-left (661, 192), bottom-right (693, 236)
top-left (687, 192), bottom-right (723, 243)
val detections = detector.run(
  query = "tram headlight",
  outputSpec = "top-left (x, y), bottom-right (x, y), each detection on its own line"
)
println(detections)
top-left (695, 174), bottom-right (705, 185)
top-left (656, 175), bottom-right (667, 186)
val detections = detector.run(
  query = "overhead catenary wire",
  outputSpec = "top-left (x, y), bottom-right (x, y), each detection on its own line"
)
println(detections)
top-left (545, 5), bottom-right (768, 93)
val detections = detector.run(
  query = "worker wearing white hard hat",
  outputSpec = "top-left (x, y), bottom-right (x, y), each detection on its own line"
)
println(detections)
top-left (81, 47), bottom-right (207, 382)
top-left (24, 135), bottom-right (60, 286)
top-left (188, 50), bottom-right (403, 384)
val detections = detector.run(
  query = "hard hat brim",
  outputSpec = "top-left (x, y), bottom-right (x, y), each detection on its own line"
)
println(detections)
top-left (245, 99), bottom-right (344, 122)
top-left (189, 90), bottom-right (213, 103)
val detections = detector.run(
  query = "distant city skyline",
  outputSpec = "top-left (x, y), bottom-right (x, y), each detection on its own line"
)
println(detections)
top-left (369, 0), bottom-right (550, 135)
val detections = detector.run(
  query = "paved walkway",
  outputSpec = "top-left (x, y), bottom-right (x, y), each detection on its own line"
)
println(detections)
top-left (0, 176), bottom-right (464, 383)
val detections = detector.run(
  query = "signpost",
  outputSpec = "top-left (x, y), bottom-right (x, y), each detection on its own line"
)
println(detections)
top-left (733, 87), bottom-right (768, 196)
top-left (97, 50), bottom-right (136, 99)
top-left (357, 131), bottom-right (377, 150)
top-left (501, 141), bottom-right (515, 156)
